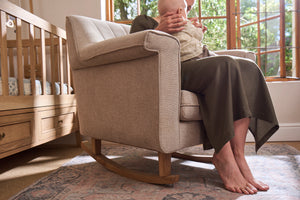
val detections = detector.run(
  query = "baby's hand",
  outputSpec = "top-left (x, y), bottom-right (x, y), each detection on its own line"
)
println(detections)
top-left (190, 17), bottom-right (207, 33)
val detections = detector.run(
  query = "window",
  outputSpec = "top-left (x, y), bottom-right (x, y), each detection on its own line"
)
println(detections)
top-left (106, 0), bottom-right (158, 23)
top-left (236, 0), bottom-right (298, 80)
top-left (107, 0), bottom-right (300, 80)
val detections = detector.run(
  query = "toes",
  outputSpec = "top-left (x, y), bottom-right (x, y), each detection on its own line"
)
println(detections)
top-left (251, 180), bottom-right (269, 191)
top-left (225, 185), bottom-right (237, 193)
top-left (226, 184), bottom-right (258, 195)
top-left (246, 183), bottom-right (258, 194)
top-left (240, 188), bottom-right (249, 195)
top-left (226, 185), bottom-right (252, 195)
top-left (258, 181), bottom-right (269, 191)
top-left (235, 187), bottom-right (244, 194)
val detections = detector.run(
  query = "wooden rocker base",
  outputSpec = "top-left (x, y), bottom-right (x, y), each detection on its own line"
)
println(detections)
top-left (81, 140), bottom-right (213, 185)
top-left (172, 152), bottom-right (213, 164)
top-left (81, 140), bottom-right (179, 185)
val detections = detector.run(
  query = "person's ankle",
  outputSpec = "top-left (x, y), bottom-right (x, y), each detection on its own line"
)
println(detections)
top-left (212, 152), bottom-right (228, 165)
top-left (232, 148), bottom-right (245, 159)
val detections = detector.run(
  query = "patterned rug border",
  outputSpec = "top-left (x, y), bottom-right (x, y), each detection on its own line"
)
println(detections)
top-left (10, 144), bottom-right (300, 200)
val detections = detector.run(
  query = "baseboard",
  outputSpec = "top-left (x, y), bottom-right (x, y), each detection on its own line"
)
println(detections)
top-left (246, 123), bottom-right (300, 142)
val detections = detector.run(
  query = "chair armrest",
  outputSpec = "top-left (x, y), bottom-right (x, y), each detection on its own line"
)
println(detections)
top-left (72, 30), bottom-right (180, 70)
top-left (214, 49), bottom-right (256, 62)
top-left (67, 20), bottom-right (182, 152)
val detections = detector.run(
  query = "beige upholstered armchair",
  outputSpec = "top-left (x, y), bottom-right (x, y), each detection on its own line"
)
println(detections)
top-left (66, 15), bottom-right (256, 185)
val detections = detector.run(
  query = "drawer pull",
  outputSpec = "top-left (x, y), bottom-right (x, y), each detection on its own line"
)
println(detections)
top-left (0, 133), bottom-right (5, 140)
top-left (58, 120), bottom-right (64, 124)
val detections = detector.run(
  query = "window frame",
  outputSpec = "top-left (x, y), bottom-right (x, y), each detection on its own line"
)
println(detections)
top-left (106, 0), bottom-right (300, 81)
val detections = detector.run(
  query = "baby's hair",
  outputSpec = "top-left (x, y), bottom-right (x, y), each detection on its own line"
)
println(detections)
top-left (158, 0), bottom-right (181, 16)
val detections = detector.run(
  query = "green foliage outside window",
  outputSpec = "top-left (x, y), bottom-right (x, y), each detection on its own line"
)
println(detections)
top-left (188, 0), bottom-right (227, 51)
top-left (240, 0), bottom-right (293, 76)
top-left (140, 0), bottom-right (159, 17)
top-left (113, 0), bottom-right (294, 77)
top-left (114, 0), bottom-right (158, 20)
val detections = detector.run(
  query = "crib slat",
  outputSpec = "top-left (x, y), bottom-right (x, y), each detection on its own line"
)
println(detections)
top-left (8, 48), bottom-right (15, 77)
top-left (0, 11), bottom-right (9, 96)
top-left (16, 18), bottom-right (24, 96)
top-left (50, 34), bottom-right (56, 95)
top-left (1, 0), bottom-right (66, 39)
top-left (29, 23), bottom-right (36, 95)
top-left (23, 48), bottom-right (29, 78)
top-left (40, 29), bottom-right (46, 95)
top-left (58, 37), bottom-right (64, 95)
top-left (66, 42), bottom-right (71, 94)
top-left (8, 48), bottom-right (14, 77)
top-left (36, 45), bottom-right (42, 78)
top-left (34, 46), bottom-right (43, 79)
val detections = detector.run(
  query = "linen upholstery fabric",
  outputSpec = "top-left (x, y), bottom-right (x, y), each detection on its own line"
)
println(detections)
top-left (66, 15), bottom-right (263, 153)
top-left (180, 90), bottom-right (202, 121)
top-left (67, 15), bottom-right (203, 153)
top-left (215, 50), bottom-right (256, 62)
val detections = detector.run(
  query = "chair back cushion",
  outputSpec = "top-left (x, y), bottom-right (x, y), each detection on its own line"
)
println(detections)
top-left (180, 90), bottom-right (202, 121)
top-left (67, 15), bottom-right (130, 53)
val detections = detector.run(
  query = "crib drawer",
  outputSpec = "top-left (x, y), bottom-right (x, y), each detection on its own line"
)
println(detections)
top-left (39, 107), bottom-right (77, 140)
top-left (0, 114), bottom-right (33, 154)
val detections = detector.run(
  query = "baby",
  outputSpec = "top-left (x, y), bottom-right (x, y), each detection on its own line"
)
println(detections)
top-left (158, 0), bottom-right (216, 62)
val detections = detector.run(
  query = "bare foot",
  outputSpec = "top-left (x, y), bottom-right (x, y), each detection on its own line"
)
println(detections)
top-left (212, 149), bottom-right (257, 194)
top-left (234, 153), bottom-right (269, 191)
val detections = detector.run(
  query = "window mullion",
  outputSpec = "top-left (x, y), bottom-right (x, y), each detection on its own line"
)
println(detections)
top-left (295, 0), bottom-right (300, 78)
top-left (198, 0), bottom-right (201, 19)
top-left (280, 0), bottom-right (286, 78)
top-left (227, 0), bottom-right (236, 49)
top-left (106, 0), bottom-right (114, 21)
top-left (236, 0), bottom-right (241, 48)
top-left (256, 0), bottom-right (261, 69)
top-left (137, 0), bottom-right (140, 16)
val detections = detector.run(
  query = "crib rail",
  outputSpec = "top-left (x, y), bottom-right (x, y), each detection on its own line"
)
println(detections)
top-left (0, 0), bottom-right (72, 96)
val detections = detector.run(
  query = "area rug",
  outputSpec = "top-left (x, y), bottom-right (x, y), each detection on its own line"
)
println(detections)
top-left (10, 143), bottom-right (300, 200)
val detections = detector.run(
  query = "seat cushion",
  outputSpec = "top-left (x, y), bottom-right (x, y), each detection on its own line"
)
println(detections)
top-left (180, 90), bottom-right (202, 121)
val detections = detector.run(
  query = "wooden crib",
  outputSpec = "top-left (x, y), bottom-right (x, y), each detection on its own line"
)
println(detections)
top-left (0, 1), bottom-right (79, 159)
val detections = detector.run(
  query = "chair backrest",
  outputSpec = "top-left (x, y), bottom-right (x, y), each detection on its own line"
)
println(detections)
top-left (66, 15), bottom-right (131, 68)
top-left (66, 15), bottom-right (130, 51)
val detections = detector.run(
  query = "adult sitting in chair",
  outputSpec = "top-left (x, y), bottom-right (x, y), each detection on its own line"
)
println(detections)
top-left (130, 0), bottom-right (279, 195)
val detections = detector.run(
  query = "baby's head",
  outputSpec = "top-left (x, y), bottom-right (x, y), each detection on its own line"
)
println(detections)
top-left (158, 0), bottom-right (187, 19)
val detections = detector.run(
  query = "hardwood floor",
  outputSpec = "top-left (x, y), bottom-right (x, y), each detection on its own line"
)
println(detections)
top-left (0, 144), bottom-right (82, 200)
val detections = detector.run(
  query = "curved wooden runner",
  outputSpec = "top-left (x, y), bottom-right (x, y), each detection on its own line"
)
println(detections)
top-left (81, 140), bottom-right (179, 185)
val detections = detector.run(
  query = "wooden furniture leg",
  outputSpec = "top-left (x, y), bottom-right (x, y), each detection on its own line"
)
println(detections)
top-left (158, 152), bottom-right (172, 176)
top-left (82, 139), bottom-right (213, 185)
top-left (75, 131), bottom-right (82, 147)
top-left (92, 138), bottom-right (101, 155)
top-left (81, 139), bottom-right (179, 185)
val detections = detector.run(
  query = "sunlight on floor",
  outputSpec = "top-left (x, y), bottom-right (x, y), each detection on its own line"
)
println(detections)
top-left (63, 154), bottom-right (123, 167)
top-left (180, 160), bottom-right (215, 170)
top-left (143, 156), bottom-right (178, 162)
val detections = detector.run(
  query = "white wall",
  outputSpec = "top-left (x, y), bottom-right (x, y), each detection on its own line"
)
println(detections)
top-left (32, 0), bottom-right (103, 29)
top-left (246, 81), bottom-right (300, 142)
top-left (266, 81), bottom-right (300, 141)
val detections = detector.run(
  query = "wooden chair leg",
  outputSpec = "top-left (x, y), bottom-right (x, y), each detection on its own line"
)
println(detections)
top-left (75, 131), bottom-right (82, 147)
top-left (81, 139), bottom-right (179, 185)
top-left (91, 138), bottom-right (101, 155)
top-left (158, 152), bottom-right (172, 176)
